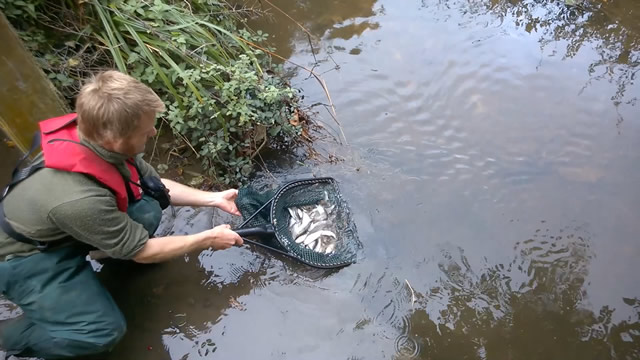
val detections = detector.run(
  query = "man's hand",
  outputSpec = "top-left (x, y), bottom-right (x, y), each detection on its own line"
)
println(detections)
top-left (213, 189), bottom-right (241, 216)
top-left (132, 224), bottom-right (243, 263)
top-left (160, 179), bottom-right (242, 215)
top-left (199, 224), bottom-right (243, 250)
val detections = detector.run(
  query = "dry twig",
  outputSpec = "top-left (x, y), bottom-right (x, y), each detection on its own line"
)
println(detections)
top-left (405, 279), bottom-right (416, 307)
top-left (235, 37), bottom-right (347, 145)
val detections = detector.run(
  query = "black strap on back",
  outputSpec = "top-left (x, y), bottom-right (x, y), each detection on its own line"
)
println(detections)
top-left (125, 159), bottom-right (144, 204)
top-left (1, 132), bottom-right (43, 200)
top-left (0, 133), bottom-right (143, 251)
top-left (0, 131), bottom-right (55, 250)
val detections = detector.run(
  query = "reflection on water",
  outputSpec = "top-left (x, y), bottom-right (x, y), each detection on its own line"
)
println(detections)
top-left (2, 0), bottom-right (639, 359)
top-left (103, 0), bottom-right (640, 357)
top-left (405, 224), bottom-right (639, 360)
top-left (484, 0), bottom-right (640, 113)
top-left (245, 0), bottom-right (380, 60)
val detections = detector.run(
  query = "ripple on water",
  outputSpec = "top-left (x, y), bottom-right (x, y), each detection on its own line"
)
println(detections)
top-left (349, 271), bottom-right (419, 358)
top-left (422, 222), bottom-right (596, 332)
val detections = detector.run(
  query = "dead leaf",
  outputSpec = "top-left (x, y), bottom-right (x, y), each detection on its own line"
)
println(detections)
top-left (228, 297), bottom-right (246, 311)
top-left (188, 175), bottom-right (205, 187)
top-left (289, 109), bottom-right (300, 126)
top-left (67, 57), bottom-right (81, 67)
top-left (254, 124), bottom-right (267, 144)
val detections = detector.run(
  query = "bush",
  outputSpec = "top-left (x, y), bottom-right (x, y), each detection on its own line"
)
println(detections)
top-left (0, 0), bottom-right (303, 184)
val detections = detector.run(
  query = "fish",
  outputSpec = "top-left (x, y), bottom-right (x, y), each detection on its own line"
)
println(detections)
top-left (325, 204), bottom-right (335, 214)
top-left (307, 220), bottom-right (328, 234)
top-left (288, 207), bottom-right (299, 222)
top-left (324, 243), bottom-right (336, 254)
top-left (303, 230), bottom-right (335, 246)
top-left (302, 240), bottom-right (320, 250)
top-left (287, 202), bottom-right (339, 254)
top-left (291, 212), bottom-right (312, 239)
top-left (308, 205), bottom-right (327, 222)
top-left (295, 232), bottom-right (308, 244)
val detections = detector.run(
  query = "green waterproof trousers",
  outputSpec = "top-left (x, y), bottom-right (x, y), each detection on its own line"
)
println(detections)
top-left (0, 194), bottom-right (162, 358)
top-left (0, 245), bottom-right (127, 359)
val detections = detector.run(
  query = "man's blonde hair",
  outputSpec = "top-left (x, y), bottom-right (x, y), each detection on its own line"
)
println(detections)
top-left (76, 70), bottom-right (165, 143)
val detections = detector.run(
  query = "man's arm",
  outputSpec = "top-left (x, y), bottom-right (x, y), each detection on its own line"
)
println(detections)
top-left (132, 224), bottom-right (242, 263)
top-left (51, 193), bottom-right (243, 262)
top-left (161, 178), bottom-right (241, 215)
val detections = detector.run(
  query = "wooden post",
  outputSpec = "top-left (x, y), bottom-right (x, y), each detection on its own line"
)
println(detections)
top-left (0, 12), bottom-right (69, 153)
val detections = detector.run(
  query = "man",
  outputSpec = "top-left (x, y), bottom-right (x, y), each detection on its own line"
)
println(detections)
top-left (0, 70), bottom-right (243, 359)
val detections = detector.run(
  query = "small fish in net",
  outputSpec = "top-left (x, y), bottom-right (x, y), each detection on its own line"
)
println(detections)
top-left (288, 191), bottom-right (339, 254)
top-left (234, 177), bottom-right (361, 268)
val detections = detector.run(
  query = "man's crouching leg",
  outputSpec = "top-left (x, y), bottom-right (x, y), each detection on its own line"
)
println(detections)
top-left (0, 246), bottom-right (127, 359)
top-left (1, 312), bottom-right (126, 359)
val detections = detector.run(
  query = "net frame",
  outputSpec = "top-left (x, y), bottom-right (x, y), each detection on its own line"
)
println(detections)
top-left (236, 177), bottom-right (360, 268)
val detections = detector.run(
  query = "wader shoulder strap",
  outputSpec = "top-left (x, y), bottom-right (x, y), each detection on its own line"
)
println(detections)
top-left (1, 132), bottom-right (43, 200)
top-left (125, 159), bottom-right (143, 204)
top-left (0, 131), bottom-right (52, 250)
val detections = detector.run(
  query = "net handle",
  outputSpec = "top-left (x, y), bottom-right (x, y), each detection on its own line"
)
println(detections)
top-left (238, 237), bottom-right (350, 269)
top-left (237, 194), bottom-right (276, 229)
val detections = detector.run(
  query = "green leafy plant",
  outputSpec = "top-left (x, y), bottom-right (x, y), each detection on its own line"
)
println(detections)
top-left (1, 0), bottom-right (304, 184)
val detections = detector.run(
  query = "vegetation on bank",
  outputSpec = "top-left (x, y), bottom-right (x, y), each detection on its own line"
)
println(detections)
top-left (0, 0), bottom-right (305, 184)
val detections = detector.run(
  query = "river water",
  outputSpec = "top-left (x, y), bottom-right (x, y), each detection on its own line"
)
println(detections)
top-left (2, 0), bottom-right (640, 359)
top-left (113, 0), bottom-right (639, 359)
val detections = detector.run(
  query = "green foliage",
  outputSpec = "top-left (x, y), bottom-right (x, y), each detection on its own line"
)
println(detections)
top-left (164, 54), bottom-right (300, 183)
top-left (0, 0), bottom-right (303, 184)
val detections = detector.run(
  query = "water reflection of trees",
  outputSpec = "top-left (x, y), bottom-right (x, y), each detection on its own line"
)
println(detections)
top-left (402, 225), bottom-right (639, 359)
top-left (247, 0), bottom-right (380, 59)
top-left (444, 0), bottom-right (639, 121)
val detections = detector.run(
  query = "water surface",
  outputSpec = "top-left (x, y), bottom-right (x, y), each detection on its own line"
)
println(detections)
top-left (110, 0), bottom-right (640, 358)
top-left (3, 0), bottom-right (640, 359)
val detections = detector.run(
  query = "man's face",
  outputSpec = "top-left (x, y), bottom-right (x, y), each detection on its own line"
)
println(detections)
top-left (114, 112), bottom-right (158, 156)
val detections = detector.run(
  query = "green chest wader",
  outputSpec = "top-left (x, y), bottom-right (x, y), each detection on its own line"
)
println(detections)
top-left (0, 195), bottom-right (164, 358)
top-left (126, 194), bottom-right (163, 237)
top-left (0, 146), bottom-right (168, 358)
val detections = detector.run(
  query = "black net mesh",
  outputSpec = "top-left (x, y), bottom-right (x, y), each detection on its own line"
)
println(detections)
top-left (235, 178), bottom-right (361, 268)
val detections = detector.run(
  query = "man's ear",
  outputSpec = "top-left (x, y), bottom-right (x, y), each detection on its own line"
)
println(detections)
top-left (98, 135), bottom-right (123, 153)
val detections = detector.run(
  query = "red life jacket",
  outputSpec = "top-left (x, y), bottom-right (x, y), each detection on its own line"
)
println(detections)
top-left (39, 113), bottom-right (142, 212)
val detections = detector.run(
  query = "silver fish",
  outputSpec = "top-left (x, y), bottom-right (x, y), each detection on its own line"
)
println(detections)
top-left (288, 207), bottom-right (299, 222)
top-left (303, 230), bottom-right (335, 246)
top-left (307, 220), bottom-right (328, 234)
top-left (291, 212), bottom-right (312, 239)
top-left (308, 205), bottom-right (327, 222)
top-left (295, 232), bottom-right (308, 244)
top-left (324, 243), bottom-right (336, 254)
top-left (325, 204), bottom-right (335, 214)
top-left (314, 237), bottom-right (325, 252)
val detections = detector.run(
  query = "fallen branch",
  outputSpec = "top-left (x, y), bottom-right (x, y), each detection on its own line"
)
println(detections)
top-left (405, 279), bottom-right (416, 307)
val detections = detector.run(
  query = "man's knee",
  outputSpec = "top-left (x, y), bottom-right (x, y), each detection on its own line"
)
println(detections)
top-left (9, 317), bottom-right (127, 359)
top-left (96, 313), bottom-right (127, 350)
top-left (65, 313), bottom-right (128, 355)
top-left (53, 317), bottom-right (127, 357)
